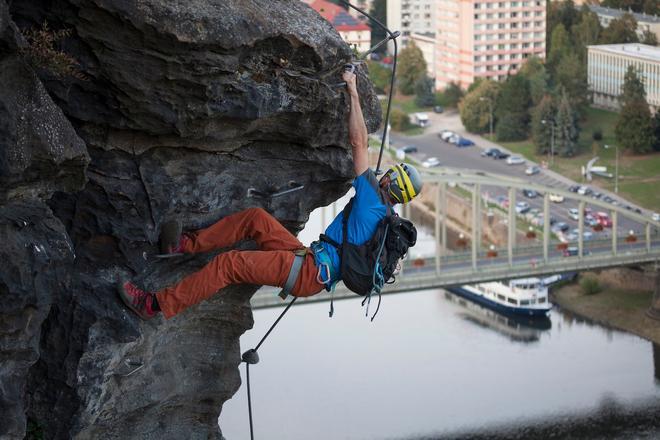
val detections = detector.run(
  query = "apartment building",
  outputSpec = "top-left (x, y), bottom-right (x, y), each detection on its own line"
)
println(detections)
top-left (410, 32), bottom-right (437, 80)
top-left (308, 0), bottom-right (372, 52)
top-left (387, 0), bottom-right (436, 49)
top-left (590, 5), bottom-right (660, 43)
top-left (435, 0), bottom-right (546, 89)
top-left (588, 43), bottom-right (660, 112)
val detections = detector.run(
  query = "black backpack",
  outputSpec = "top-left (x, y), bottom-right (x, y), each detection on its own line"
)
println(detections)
top-left (320, 197), bottom-right (417, 297)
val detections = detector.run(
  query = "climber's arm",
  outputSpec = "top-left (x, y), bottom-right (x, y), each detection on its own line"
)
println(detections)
top-left (343, 70), bottom-right (368, 177)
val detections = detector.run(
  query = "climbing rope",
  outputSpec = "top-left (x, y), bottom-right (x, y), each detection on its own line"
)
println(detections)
top-left (241, 2), bottom-right (400, 438)
top-left (242, 296), bottom-right (298, 440)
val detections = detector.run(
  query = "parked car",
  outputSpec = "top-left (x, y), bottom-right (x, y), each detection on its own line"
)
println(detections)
top-left (570, 228), bottom-right (593, 240)
top-left (602, 195), bottom-right (614, 204)
top-left (456, 137), bottom-right (475, 147)
top-left (525, 165), bottom-right (540, 175)
top-left (568, 208), bottom-right (580, 221)
top-left (495, 195), bottom-right (509, 208)
top-left (652, 212), bottom-right (660, 222)
top-left (433, 105), bottom-right (444, 113)
top-left (506, 155), bottom-right (525, 165)
top-left (552, 222), bottom-right (570, 233)
top-left (448, 134), bottom-right (460, 144)
top-left (401, 145), bottom-right (418, 153)
top-left (568, 185), bottom-right (580, 193)
top-left (595, 212), bottom-right (612, 228)
top-left (563, 246), bottom-right (579, 257)
top-left (522, 189), bottom-right (538, 198)
top-left (440, 130), bottom-right (456, 141)
top-left (549, 193), bottom-right (564, 203)
top-left (493, 150), bottom-right (510, 160)
top-left (585, 215), bottom-right (599, 227)
top-left (515, 201), bottom-right (530, 214)
top-left (422, 157), bottom-right (441, 168)
top-left (577, 186), bottom-right (592, 196)
top-left (481, 147), bottom-right (500, 157)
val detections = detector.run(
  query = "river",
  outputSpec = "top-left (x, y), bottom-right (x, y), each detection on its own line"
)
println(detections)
top-left (219, 197), bottom-right (660, 439)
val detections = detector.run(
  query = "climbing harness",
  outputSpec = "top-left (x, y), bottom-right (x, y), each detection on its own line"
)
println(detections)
top-left (241, 2), bottom-right (400, 438)
top-left (277, 248), bottom-right (307, 300)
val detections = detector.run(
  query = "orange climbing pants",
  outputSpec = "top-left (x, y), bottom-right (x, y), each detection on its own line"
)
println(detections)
top-left (157, 207), bottom-right (325, 318)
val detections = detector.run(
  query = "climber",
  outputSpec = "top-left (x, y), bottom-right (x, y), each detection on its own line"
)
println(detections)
top-left (118, 69), bottom-right (423, 320)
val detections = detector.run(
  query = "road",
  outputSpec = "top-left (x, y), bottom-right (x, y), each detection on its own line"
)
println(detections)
top-left (386, 110), bottom-right (652, 239)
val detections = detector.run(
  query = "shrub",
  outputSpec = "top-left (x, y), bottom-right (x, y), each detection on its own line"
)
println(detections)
top-left (580, 276), bottom-right (602, 295)
top-left (389, 108), bottom-right (412, 132)
top-left (19, 20), bottom-right (85, 80)
top-left (593, 128), bottom-right (603, 141)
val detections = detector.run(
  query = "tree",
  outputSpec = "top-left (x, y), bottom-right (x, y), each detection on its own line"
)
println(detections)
top-left (397, 42), bottom-right (427, 95)
top-left (519, 56), bottom-right (549, 106)
top-left (600, 13), bottom-right (639, 44)
top-left (389, 108), bottom-right (411, 131)
top-left (414, 75), bottom-right (435, 107)
top-left (616, 66), bottom-right (654, 154)
top-left (369, 0), bottom-right (387, 54)
top-left (494, 74), bottom-right (531, 141)
top-left (366, 60), bottom-right (391, 94)
top-left (531, 95), bottom-right (558, 155)
top-left (555, 88), bottom-right (580, 157)
top-left (548, 24), bottom-right (572, 72)
top-left (459, 79), bottom-right (500, 133)
top-left (555, 52), bottom-right (591, 113)
top-left (653, 112), bottom-right (660, 151)
top-left (442, 82), bottom-right (464, 108)
top-left (616, 100), bottom-right (655, 154)
top-left (571, 10), bottom-right (602, 59)
top-left (641, 30), bottom-right (658, 46)
top-left (620, 65), bottom-right (646, 107)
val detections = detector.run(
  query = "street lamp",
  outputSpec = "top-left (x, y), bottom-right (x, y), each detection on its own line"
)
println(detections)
top-left (541, 119), bottom-right (555, 166)
top-left (604, 144), bottom-right (619, 194)
top-left (479, 96), bottom-right (493, 139)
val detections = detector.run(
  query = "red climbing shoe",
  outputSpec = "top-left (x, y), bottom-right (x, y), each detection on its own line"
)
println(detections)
top-left (118, 281), bottom-right (159, 320)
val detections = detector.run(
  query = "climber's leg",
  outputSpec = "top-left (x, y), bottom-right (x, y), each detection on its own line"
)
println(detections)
top-left (157, 250), bottom-right (323, 318)
top-left (173, 208), bottom-right (303, 254)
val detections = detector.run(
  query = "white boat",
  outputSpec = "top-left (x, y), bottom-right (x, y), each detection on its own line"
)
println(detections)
top-left (447, 277), bottom-right (555, 317)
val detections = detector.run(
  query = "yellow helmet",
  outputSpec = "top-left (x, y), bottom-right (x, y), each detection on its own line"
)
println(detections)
top-left (382, 163), bottom-right (423, 204)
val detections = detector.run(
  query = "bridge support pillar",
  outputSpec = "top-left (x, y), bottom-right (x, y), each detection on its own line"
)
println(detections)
top-left (647, 263), bottom-right (660, 321)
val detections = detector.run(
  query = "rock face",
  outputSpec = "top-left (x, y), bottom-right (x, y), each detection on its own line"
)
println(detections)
top-left (0, 1), bottom-right (381, 439)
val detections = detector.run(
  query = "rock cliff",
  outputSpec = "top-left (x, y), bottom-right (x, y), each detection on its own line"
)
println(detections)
top-left (0, 1), bottom-right (380, 438)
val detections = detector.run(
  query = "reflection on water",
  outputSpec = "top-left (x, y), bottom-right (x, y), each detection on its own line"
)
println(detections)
top-left (220, 290), bottom-right (660, 440)
top-left (443, 291), bottom-right (551, 344)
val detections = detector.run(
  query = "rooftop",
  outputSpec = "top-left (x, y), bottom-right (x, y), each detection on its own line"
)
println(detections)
top-left (588, 43), bottom-right (660, 63)
top-left (309, 0), bottom-right (370, 31)
top-left (589, 5), bottom-right (660, 24)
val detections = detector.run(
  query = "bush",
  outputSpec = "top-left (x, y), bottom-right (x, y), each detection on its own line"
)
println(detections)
top-left (592, 128), bottom-right (603, 141)
top-left (19, 20), bottom-right (85, 80)
top-left (389, 108), bottom-right (412, 132)
top-left (580, 276), bottom-right (602, 295)
top-left (495, 113), bottom-right (529, 142)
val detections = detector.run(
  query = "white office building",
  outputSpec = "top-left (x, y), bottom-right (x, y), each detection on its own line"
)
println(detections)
top-left (588, 43), bottom-right (660, 112)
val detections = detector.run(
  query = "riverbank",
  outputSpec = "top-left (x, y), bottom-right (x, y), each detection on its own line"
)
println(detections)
top-left (551, 273), bottom-right (660, 345)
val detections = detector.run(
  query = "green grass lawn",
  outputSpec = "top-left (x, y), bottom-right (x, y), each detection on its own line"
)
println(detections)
top-left (496, 107), bottom-right (660, 212)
